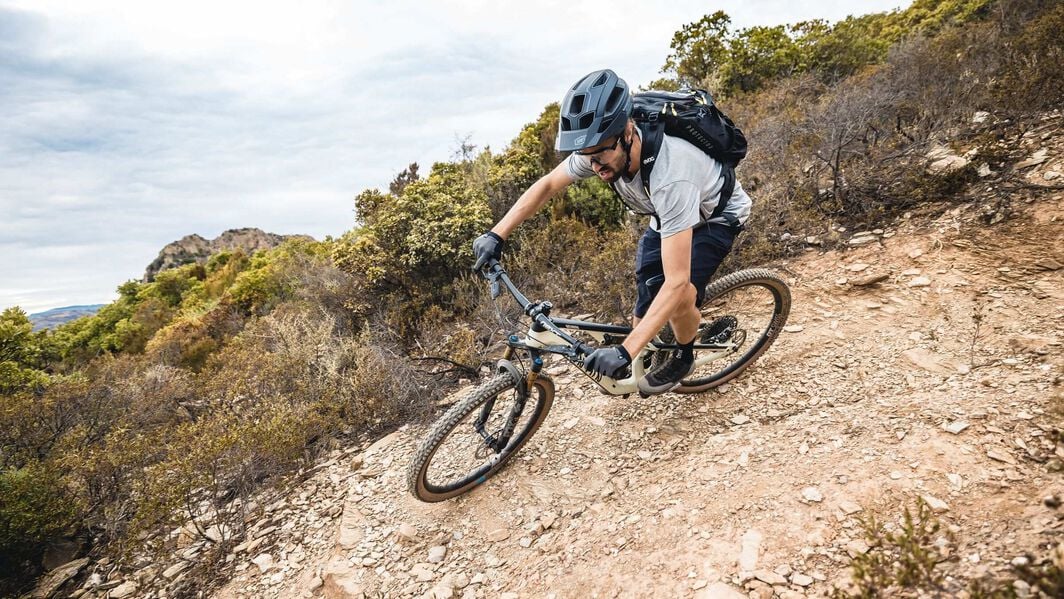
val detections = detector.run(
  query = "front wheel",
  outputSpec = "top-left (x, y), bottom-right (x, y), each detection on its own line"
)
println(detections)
top-left (676, 268), bottom-right (791, 393)
top-left (407, 371), bottom-right (555, 502)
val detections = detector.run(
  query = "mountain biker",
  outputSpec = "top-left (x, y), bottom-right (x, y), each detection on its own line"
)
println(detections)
top-left (472, 68), bottom-right (751, 395)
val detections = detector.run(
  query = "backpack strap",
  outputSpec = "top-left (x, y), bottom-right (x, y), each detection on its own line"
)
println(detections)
top-left (610, 122), bottom-right (665, 230)
top-left (611, 122), bottom-right (737, 230)
top-left (710, 166), bottom-right (735, 221)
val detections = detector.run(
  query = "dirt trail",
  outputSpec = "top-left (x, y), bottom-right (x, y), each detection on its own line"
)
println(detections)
top-left (214, 193), bottom-right (1062, 599)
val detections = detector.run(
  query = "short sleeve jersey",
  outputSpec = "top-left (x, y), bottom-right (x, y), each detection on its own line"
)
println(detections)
top-left (564, 128), bottom-right (752, 238)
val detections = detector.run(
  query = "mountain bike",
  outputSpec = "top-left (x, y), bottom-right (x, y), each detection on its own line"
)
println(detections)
top-left (407, 258), bottom-right (790, 502)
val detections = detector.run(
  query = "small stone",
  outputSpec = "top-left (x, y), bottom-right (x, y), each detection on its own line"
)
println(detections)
top-left (397, 523), bottom-right (419, 542)
top-left (162, 561), bottom-right (189, 579)
top-left (947, 473), bottom-right (963, 490)
top-left (922, 494), bottom-right (950, 513)
top-left (908, 276), bottom-right (931, 287)
top-left (487, 528), bottom-right (510, 542)
top-left (798, 443), bottom-right (809, 455)
top-left (1014, 579), bottom-right (1032, 598)
top-left (987, 449), bottom-right (1017, 465)
top-left (109, 581), bottom-right (138, 599)
top-left (730, 415), bottom-right (750, 425)
top-left (252, 554), bottom-right (274, 573)
top-left (738, 529), bottom-right (762, 571)
top-left (928, 155), bottom-right (969, 174)
top-left (427, 545), bottom-right (448, 563)
top-left (783, 325), bottom-right (804, 333)
top-left (943, 421), bottom-right (970, 435)
top-left (411, 564), bottom-right (435, 582)
top-left (846, 539), bottom-right (871, 556)
top-left (847, 263), bottom-right (870, 272)
top-left (972, 111), bottom-right (989, 123)
top-left (852, 273), bottom-right (889, 287)
top-left (753, 570), bottom-right (787, 585)
top-left (453, 573), bottom-right (470, 589)
top-left (801, 487), bottom-right (823, 503)
top-left (518, 537), bottom-right (532, 548)
top-left (791, 573), bottom-right (814, 587)
top-left (562, 417), bottom-right (579, 429)
top-left (1044, 170), bottom-right (1061, 181)
top-left (1015, 148), bottom-right (1048, 169)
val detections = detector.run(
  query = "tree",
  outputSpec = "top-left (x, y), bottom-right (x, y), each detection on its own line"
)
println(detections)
top-left (0, 308), bottom-right (52, 394)
top-left (389, 163), bottom-right (420, 196)
top-left (662, 11), bottom-right (732, 87)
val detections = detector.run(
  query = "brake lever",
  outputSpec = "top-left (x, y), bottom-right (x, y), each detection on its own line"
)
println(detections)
top-left (490, 279), bottom-right (501, 299)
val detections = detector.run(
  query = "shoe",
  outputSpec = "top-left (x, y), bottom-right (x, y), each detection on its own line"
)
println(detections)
top-left (701, 315), bottom-right (738, 344)
top-left (638, 349), bottom-right (694, 394)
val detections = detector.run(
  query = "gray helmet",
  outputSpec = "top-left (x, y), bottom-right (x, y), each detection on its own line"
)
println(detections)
top-left (556, 69), bottom-right (632, 152)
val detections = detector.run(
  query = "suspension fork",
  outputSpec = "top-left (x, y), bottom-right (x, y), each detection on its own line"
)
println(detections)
top-left (474, 351), bottom-right (543, 452)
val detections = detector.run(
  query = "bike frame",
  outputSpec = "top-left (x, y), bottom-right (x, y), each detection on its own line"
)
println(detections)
top-left (481, 259), bottom-right (737, 396)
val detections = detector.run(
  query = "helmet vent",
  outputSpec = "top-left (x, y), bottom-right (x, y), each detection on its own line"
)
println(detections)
top-left (606, 86), bottom-right (624, 112)
top-left (560, 116), bottom-right (574, 132)
top-left (578, 113), bottom-right (594, 129)
top-left (568, 94), bottom-right (586, 115)
top-left (597, 116), bottom-right (614, 133)
top-left (593, 72), bottom-right (609, 87)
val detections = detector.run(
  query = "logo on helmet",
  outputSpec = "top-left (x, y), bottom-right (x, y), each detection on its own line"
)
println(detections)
top-left (574, 135), bottom-right (586, 147)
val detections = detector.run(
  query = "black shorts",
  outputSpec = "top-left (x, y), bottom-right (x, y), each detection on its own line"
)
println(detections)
top-left (633, 222), bottom-right (737, 318)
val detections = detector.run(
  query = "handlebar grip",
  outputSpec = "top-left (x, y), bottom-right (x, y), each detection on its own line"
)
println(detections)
top-left (573, 342), bottom-right (595, 358)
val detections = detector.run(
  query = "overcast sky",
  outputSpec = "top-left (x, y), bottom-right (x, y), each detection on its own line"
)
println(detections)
top-left (1, 0), bottom-right (909, 313)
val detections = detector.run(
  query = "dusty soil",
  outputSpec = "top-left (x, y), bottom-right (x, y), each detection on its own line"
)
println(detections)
top-left (204, 188), bottom-right (1063, 599)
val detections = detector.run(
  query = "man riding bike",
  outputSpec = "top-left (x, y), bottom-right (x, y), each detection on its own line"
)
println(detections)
top-left (472, 68), bottom-right (752, 395)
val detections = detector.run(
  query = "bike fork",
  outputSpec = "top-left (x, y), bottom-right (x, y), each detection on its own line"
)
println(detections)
top-left (474, 353), bottom-right (543, 453)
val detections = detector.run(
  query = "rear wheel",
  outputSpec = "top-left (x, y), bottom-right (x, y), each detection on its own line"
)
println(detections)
top-left (408, 371), bottom-right (554, 502)
top-left (652, 268), bottom-right (790, 393)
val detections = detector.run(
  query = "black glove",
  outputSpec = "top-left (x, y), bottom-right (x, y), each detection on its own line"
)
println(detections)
top-left (472, 231), bottom-right (504, 270)
top-left (583, 346), bottom-right (632, 378)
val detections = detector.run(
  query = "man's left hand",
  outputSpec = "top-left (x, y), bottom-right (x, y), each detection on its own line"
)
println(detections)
top-left (583, 346), bottom-right (632, 378)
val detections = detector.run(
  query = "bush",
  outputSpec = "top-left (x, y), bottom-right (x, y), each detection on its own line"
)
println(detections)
top-left (0, 463), bottom-right (79, 580)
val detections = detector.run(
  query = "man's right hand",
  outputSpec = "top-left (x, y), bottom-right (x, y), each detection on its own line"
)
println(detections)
top-left (472, 231), bottom-right (504, 270)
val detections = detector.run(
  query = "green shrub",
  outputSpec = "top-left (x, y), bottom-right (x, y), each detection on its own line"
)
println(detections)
top-left (0, 463), bottom-right (79, 578)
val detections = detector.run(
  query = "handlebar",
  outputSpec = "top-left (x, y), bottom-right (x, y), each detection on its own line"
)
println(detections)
top-left (477, 258), bottom-right (593, 359)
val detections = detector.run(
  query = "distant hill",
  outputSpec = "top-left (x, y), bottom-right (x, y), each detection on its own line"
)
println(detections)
top-left (144, 227), bottom-right (314, 282)
top-left (30, 304), bottom-right (105, 330)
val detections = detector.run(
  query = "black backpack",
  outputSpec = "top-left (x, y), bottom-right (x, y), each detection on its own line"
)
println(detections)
top-left (611, 89), bottom-right (747, 226)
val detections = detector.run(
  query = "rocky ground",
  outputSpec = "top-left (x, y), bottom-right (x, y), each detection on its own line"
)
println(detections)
top-left (32, 116), bottom-right (1063, 599)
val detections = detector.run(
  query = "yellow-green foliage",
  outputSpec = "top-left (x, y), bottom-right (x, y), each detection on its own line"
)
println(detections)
top-left (0, 307), bottom-right (54, 394)
top-left (333, 160), bottom-right (493, 333)
top-left (0, 462), bottom-right (79, 575)
top-left (662, 0), bottom-right (994, 94)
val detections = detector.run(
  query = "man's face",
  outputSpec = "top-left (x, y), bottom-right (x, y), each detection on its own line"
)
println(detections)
top-left (577, 133), bottom-right (627, 183)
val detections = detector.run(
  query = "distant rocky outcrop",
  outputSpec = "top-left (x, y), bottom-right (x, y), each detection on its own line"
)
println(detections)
top-left (143, 228), bottom-right (314, 282)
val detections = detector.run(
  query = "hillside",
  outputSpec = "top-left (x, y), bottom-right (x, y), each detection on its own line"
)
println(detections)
top-left (29, 305), bottom-right (104, 331)
top-left (42, 132), bottom-right (1061, 599)
top-left (8, 1), bottom-right (1063, 596)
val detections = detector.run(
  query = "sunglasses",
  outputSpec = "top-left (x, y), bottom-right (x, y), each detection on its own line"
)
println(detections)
top-left (576, 136), bottom-right (621, 164)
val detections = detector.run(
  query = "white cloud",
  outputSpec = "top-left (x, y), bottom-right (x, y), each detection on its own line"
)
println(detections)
top-left (0, 0), bottom-right (910, 313)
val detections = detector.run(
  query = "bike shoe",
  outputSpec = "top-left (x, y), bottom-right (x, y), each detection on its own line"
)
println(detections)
top-left (637, 349), bottom-right (695, 395)
top-left (701, 315), bottom-right (738, 344)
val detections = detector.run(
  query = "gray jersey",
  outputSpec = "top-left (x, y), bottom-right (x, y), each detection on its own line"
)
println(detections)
top-left (565, 128), bottom-right (752, 237)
